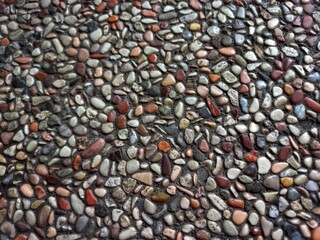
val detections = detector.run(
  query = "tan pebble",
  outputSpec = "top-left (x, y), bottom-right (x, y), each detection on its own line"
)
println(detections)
top-left (20, 183), bottom-right (34, 198)
top-left (130, 47), bottom-right (141, 57)
top-left (232, 210), bottom-right (248, 225)
top-left (163, 228), bottom-right (176, 240)
top-left (65, 48), bottom-right (78, 57)
top-left (56, 187), bottom-right (70, 197)
top-left (170, 165), bottom-right (182, 181)
top-left (300, 224), bottom-right (311, 238)
top-left (16, 151), bottom-right (27, 160)
top-left (219, 47), bottom-right (236, 56)
top-left (46, 226), bottom-right (57, 238)
top-left (36, 164), bottom-right (49, 176)
top-left (135, 105), bottom-right (143, 116)
top-left (132, 172), bottom-right (153, 186)
top-left (162, 74), bottom-right (176, 86)
top-left (72, 37), bottom-right (80, 47)
top-left (271, 162), bottom-right (288, 173)
top-left (94, 67), bottom-right (103, 78)
top-left (196, 50), bottom-right (208, 58)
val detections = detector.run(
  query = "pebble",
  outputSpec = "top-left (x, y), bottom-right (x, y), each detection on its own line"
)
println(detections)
top-left (223, 220), bottom-right (238, 236)
top-left (81, 138), bottom-right (105, 159)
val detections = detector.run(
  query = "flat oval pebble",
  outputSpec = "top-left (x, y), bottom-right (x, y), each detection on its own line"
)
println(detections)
top-left (81, 138), bottom-right (105, 159)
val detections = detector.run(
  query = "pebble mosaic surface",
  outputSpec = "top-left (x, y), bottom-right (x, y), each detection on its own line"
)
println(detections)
top-left (1, 0), bottom-right (320, 239)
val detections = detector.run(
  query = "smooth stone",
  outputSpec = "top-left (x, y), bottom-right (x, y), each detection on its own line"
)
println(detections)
top-left (75, 216), bottom-right (89, 233)
top-left (206, 208), bottom-right (222, 221)
top-left (223, 220), bottom-right (238, 236)
top-left (143, 199), bottom-right (157, 214)
top-left (82, 138), bottom-right (105, 159)
top-left (119, 227), bottom-right (137, 240)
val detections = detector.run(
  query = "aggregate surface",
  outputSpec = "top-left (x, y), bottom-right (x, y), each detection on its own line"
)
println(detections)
top-left (0, 0), bottom-right (320, 239)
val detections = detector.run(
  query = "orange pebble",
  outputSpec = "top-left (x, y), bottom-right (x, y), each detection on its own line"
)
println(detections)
top-left (108, 15), bottom-right (119, 23)
top-left (148, 54), bottom-right (158, 63)
top-left (35, 71), bottom-right (48, 80)
top-left (35, 185), bottom-right (46, 199)
top-left (209, 74), bottom-right (220, 82)
top-left (151, 24), bottom-right (159, 32)
top-left (1, 38), bottom-right (10, 45)
top-left (219, 47), bottom-right (236, 56)
top-left (285, 104), bottom-right (292, 111)
top-left (312, 227), bottom-right (320, 240)
top-left (29, 122), bottom-right (39, 132)
top-left (130, 47), bottom-right (141, 57)
top-left (73, 154), bottom-right (81, 171)
top-left (228, 198), bottom-right (245, 208)
top-left (15, 235), bottom-right (27, 240)
top-left (20, 65), bottom-right (31, 69)
top-left (111, 23), bottom-right (117, 30)
top-left (158, 141), bottom-right (170, 152)
top-left (176, 232), bottom-right (183, 240)
top-left (107, 0), bottom-right (117, 8)
top-left (185, 149), bottom-right (193, 158)
top-left (96, 2), bottom-right (106, 13)
top-left (244, 150), bottom-right (258, 162)
top-left (144, 103), bottom-right (158, 113)
top-left (190, 198), bottom-right (200, 208)
top-left (133, 1), bottom-right (141, 7)
top-left (239, 84), bottom-right (249, 93)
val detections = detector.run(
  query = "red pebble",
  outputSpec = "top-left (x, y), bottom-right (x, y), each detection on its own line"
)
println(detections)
top-left (228, 198), bottom-right (245, 208)
top-left (35, 186), bottom-right (46, 199)
top-left (291, 90), bottom-right (304, 104)
top-left (284, 58), bottom-right (294, 70)
top-left (304, 97), bottom-right (320, 113)
top-left (116, 100), bottom-right (130, 114)
top-left (278, 146), bottom-right (292, 161)
top-left (73, 154), bottom-right (81, 171)
top-left (244, 150), bottom-right (258, 162)
top-left (275, 122), bottom-right (287, 131)
top-left (274, 60), bottom-right (283, 70)
top-left (85, 189), bottom-right (97, 206)
top-left (270, 70), bottom-right (284, 81)
top-left (175, 69), bottom-right (186, 81)
top-left (81, 138), bottom-right (105, 159)
top-left (241, 134), bottom-right (253, 150)
top-left (0, 198), bottom-right (7, 209)
top-left (215, 175), bottom-right (230, 188)
top-left (108, 110), bottom-right (116, 122)
top-left (115, 115), bottom-right (126, 129)
top-left (58, 198), bottom-right (71, 211)
top-left (222, 142), bottom-right (233, 153)
top-left (111, 96), bottom-right (122, 105)
top-left (205, 96), bottom-right (221, 117)
top-left (35, 72), bottom-right (48, 80)
top-left (148, 54), bottom-right (158, 63)
top-left (252, 227), bottom-right (261, 235)
top-left (107, 0), bottom-right (118, 8)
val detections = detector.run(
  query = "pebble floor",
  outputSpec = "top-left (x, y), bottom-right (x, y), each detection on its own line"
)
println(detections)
top-left (0, 0), bottom-right (320, 239)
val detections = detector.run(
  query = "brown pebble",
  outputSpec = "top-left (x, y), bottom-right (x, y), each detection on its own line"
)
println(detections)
top-left (77, 48), bottom-right (89, 62)
top-left (215, 175), bottom-right (230, 188)
top-left (151, 193), bottom-right (170, 203)
top-left (232, 210), bottom-right (248, 225)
